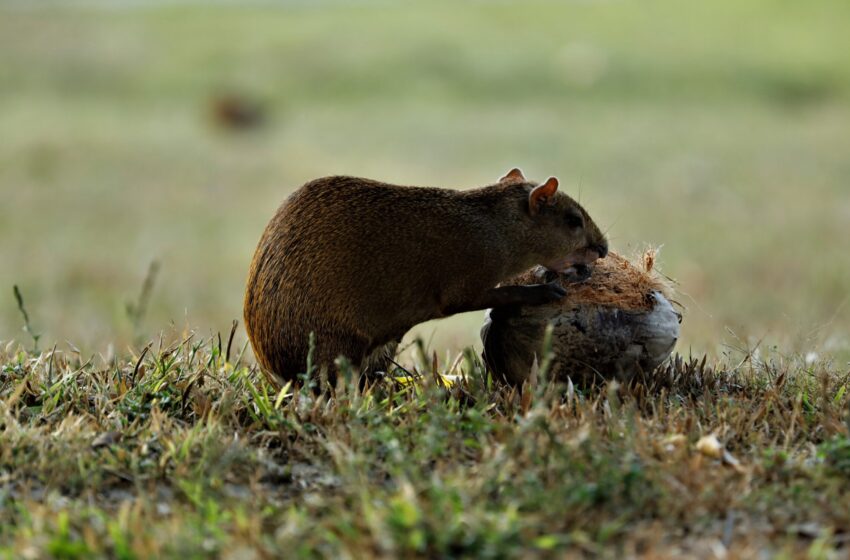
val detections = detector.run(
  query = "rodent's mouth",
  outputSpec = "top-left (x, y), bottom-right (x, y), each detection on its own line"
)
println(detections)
top-left (543, 246), bottom-right (605, 273)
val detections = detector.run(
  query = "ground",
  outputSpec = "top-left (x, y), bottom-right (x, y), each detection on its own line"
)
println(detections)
top-left (1, 338), bottom-right (849, 558)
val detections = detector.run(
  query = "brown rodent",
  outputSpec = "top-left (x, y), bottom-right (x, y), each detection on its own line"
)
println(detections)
top-left (243, 168), bottom-right (608, 385)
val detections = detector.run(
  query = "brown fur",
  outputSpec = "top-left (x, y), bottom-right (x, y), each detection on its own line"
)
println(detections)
top-left (243, 172), bottom-right (608, 384)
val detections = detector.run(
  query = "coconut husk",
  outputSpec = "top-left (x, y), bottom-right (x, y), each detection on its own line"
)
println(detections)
top-left (482, 250), bottom-right (681, 387)
top-left (502, 250), bottom-right (671, 312)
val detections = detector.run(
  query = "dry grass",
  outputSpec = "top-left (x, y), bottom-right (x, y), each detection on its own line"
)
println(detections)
top-left (2, 331), bottom-right (849, 558)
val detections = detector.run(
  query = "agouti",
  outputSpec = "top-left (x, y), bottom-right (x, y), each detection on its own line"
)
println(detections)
top-left (243, 168), bottom-right (608, 384)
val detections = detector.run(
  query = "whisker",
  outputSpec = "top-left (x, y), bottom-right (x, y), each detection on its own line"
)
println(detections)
top-left (602, 213), bottom-right (622, 237)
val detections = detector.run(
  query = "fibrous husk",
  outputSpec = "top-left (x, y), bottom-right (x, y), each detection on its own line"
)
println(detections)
top-left (481, 251), bottom-right (681, 387)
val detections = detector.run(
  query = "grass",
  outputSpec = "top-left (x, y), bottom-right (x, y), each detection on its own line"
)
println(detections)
top-left (1, 333), bottom-right (850, 557)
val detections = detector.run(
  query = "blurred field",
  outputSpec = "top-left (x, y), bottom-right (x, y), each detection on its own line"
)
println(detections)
top-left (1, 0), bottom-right (849, 362)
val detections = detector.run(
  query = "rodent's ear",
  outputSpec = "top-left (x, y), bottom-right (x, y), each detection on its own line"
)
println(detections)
top-left (528, 177), bottom-right (559, 216)
top-left (499, 167), bottom-right (526, 183)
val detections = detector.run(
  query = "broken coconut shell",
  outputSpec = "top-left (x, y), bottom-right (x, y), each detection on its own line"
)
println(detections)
top-left (481, 252), bottom-right (681, 386)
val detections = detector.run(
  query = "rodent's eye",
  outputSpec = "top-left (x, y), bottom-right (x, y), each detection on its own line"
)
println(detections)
top-left (565, 211), bottom-right (584, 229)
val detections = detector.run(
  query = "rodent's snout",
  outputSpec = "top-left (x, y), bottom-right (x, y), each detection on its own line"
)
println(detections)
top-left (589, 243), bottom-right (609, 260)
top-left (544, 243), bottom-right (607, 273)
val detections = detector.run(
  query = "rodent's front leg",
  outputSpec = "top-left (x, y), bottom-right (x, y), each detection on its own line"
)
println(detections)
top-left (442, 283), bottom-right (566, 316)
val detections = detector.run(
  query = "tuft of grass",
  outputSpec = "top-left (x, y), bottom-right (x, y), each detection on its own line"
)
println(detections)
top-left (12, 285), bottom-right (40, 352)
top-left (1, 332), bottom-right (849, 557)
top-left (125, 260), bottom-right (160, 344)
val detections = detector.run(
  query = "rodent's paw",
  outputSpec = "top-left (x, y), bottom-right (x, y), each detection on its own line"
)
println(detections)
top-left (527, 281), bottom-right (567, 305)
top-left (562, 264), bottom-right (592, 285)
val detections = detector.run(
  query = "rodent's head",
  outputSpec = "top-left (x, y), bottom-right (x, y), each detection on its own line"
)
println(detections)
top-left (500, 168), bottom-right (608, 273)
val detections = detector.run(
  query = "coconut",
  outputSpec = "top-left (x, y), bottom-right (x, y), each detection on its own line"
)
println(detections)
top-left (480, 251), bottom-right (681, 386)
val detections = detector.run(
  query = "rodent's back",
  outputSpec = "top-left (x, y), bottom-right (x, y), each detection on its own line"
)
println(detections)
top-left (272, 177), bottom-right (504, 317)
top-left (243, 176), bottom-right (512, 375)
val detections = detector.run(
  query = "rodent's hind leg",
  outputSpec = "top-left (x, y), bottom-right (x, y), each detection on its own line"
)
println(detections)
top-left (310, 329), bottom-right (371, 388)
top-left (361, 340), bottom-right (400, 380)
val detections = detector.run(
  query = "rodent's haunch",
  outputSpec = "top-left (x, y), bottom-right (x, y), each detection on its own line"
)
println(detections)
top-left (243, 168), bottom-right (608, 384)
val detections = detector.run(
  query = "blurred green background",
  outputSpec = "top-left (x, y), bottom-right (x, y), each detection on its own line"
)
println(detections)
top-left (1, 0), bottom-right (848, 362)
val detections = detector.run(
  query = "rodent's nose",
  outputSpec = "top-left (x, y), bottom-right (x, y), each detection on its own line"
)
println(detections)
top-left (591, 243), bottom-right (609, 259)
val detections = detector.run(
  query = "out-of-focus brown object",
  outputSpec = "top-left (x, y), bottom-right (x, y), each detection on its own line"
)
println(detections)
top-left (481, 251), bottom-right (681, 386)
top-left (209, 93), bottom-right (266, 130)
